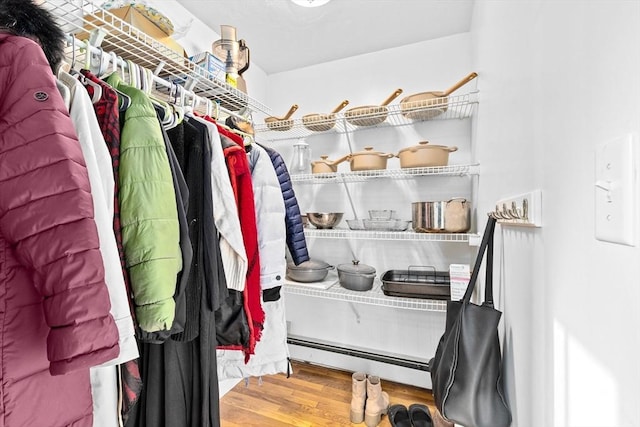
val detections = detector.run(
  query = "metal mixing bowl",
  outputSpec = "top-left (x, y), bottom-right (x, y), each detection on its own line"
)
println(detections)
top-left (306, 212), bottom-right (344, 229)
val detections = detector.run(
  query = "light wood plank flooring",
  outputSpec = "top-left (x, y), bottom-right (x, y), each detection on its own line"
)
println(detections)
top-left (220, 360), bottom-right (436, 427)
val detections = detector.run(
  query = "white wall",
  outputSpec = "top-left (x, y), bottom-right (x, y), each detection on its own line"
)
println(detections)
top-left (266, 33), bottom-right (473, 120)
top-left (472, 1), bottom-right (640, 426)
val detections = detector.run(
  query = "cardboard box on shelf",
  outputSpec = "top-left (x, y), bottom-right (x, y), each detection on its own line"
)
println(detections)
top-left (78, 6), bottom-right (186, 59)
top-left (189, 51), bottom-right (226, 82)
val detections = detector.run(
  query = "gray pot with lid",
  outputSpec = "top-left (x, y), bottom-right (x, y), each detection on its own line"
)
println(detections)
top-left (286, 259), bottom-right (334, 283)
top-left (337, 260), bottom-right (376, 291)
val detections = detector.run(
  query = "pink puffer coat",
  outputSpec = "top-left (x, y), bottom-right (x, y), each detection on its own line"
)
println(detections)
top-left (0, 33), bottom-right (120, 426)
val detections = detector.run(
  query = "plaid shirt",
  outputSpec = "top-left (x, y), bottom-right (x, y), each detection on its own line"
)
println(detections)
top-left (80, 70), bottom-right (133, 311)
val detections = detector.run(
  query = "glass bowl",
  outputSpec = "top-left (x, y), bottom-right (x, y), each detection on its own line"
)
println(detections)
top-left (368, 210), bottom-right (396, 220)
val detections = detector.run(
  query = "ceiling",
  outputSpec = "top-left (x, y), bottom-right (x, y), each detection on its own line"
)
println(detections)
top-left (179, 0), bottom-right (475, 74)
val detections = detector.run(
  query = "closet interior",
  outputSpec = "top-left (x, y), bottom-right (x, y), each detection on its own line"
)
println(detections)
top-left (44, 0), bottom-right (482, 382)
top-left (14, 0), bottom-right (482, 425)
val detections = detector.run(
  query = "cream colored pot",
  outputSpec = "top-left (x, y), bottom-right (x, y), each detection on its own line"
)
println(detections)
top-left (311, 154), bottom-right (349, 174)
top-left (347, 146), bottom-right (394, 171)
top-left (396, 141), bottom-right (458, 168)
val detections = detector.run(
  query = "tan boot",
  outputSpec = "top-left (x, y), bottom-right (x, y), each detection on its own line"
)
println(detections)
top-left (364, 375), bottom-right (389, 427)
top-left (432, 407), bottom-right (454, 427)
top-left (350, 372), bottom-right (367, 423)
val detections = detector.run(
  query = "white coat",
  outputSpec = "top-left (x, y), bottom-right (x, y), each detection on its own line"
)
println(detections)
top-left (65, 76), bottom-right (139, 427)
top-left (217, 143), bottom-right (290, 379)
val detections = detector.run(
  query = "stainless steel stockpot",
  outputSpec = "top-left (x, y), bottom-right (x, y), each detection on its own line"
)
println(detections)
top-left (412, 198), bottom-right (471, 233)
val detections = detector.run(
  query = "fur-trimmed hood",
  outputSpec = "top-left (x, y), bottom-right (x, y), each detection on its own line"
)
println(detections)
top-left (0, 0), bottom-right (65, 70)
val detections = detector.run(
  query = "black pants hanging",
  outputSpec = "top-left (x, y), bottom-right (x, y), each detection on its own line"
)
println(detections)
top-left (125, 285), bottom-right (221, 427)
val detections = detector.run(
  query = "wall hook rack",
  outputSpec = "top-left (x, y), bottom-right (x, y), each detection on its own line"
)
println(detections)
top-left (488, 190), bottom-right (542, 227)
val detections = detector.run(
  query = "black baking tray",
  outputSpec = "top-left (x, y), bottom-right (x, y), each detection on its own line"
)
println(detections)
top-left (381, 268), bottom-right (450, 300)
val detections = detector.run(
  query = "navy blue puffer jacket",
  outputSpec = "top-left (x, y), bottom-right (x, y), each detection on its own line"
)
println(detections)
top-left (260, 144), bottom-right (310, 265)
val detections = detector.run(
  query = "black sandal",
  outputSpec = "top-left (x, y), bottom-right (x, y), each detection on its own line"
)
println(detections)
top-left (408, 404), bottom-right (433, 427)
top-left (388, 404), bottom-right (412, 427)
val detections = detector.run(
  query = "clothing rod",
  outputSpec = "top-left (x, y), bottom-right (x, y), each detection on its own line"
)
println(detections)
top-left (63, 34), bottom-right (251, 122)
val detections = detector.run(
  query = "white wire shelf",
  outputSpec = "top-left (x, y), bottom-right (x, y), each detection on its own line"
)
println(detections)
top-left (255, 91), bottom-right (478, 141)
top-left (284, 279), bottom-right (447, 312)
top-left (45, 0), bottom-right (270, 115)
top-left (304, 228), bottom-right (476, 242)
top-left (290, 164), bottom-right (479, 183)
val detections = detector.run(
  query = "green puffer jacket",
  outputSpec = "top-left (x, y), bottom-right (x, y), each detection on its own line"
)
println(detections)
top-left (107, 73), bottom-right (181, 332)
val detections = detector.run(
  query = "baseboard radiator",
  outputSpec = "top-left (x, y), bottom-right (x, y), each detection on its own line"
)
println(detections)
top-left (287, 335), bottom-right (430, 371)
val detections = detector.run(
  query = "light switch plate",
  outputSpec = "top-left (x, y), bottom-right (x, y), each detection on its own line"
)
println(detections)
top-left (594, 134), bottom-right (637, 246)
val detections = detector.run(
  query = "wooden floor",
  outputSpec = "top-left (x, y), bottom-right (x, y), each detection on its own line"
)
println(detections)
top-left (220, 360), bottom-right (436, 427)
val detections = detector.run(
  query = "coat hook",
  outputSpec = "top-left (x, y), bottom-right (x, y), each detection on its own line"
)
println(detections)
top-left (489, 192), bottom-right (540, 227)
top-left (499, 203), bottom-right (512, 219)
top-left (506, 201), bottom-right (521, 219)
top-left (491, 205), bottom-right (502, 219)
top-left (522, 198), bottom-right (529, 221)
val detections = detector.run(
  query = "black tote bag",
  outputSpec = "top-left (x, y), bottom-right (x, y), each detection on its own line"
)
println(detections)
top-left (429, 216), bottom-right (512, 427)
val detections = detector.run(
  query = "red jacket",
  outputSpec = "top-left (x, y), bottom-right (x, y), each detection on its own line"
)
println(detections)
top-left (217, 124), bottom-right (264, 355)
top-left (0, 33), bottom-right (120, 426)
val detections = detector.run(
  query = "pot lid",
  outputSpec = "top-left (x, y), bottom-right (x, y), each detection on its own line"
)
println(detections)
top-left (312, 154), bottom-right (348, 166)
top-left (287, 258), bottom-right (331, 271)
top-left (337, 260), bottom-right (376, 275)
top-left (293, 139), bottom-right (309, 147)
top-left (350, 146), bottom-right (391, 157)
top-left (398, 140), bottom-right (455, 154)
top-left (312, 155), bottom-right (337, 166)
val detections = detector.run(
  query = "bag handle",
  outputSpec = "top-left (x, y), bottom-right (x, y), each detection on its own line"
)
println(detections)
top-left (486, 218), bottom-right (495, 305)
top-left (462, 216), bottom-right (497, 305)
